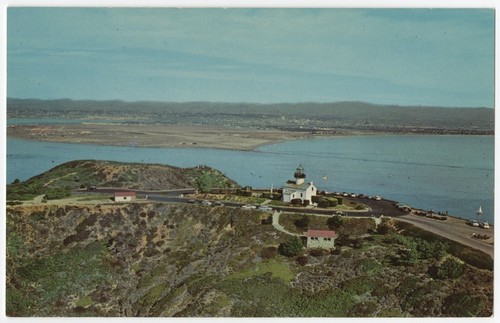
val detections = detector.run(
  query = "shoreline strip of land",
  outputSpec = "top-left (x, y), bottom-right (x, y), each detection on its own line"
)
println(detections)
top-left (9, 122), bottom-right (490, 151)
top-left (7, 123), bottom-right (329, 151)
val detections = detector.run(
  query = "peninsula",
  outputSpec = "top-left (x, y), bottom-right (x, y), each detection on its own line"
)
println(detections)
top-left (7, 98), bottom-right (494, 150)
top-left (6, 160), bottom-right (493, 317)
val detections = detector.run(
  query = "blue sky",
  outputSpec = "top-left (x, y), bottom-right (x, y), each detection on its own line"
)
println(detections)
top-left (7, 8), bottom-right (495, 107)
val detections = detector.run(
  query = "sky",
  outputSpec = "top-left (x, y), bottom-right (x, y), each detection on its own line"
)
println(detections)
top-left (6, 7), bottom-right (495, 107)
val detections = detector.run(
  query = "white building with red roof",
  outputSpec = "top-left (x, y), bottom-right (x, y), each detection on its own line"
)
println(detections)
top-left (114, 191), bottom-right (136, 202)
top-left (306, 229), bottom-right (337, 249)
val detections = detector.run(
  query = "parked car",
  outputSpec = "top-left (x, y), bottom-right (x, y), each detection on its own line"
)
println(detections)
top-left (213, 201), bottom-right (225, 207)
top-left (187, 199), bottom-right (196, 204)
top-left (241, 204), bottom-right (256, 210)
top-left (201, 200), bottom-right (212, 206)
top-left (258, 205), bottom-right (273, 211)
top-left (468, 219), bottom-right (479, 227)
top-left (480, 222), bottom-right (490, 229)
top-left (374, 196), bottom-right (382, 201)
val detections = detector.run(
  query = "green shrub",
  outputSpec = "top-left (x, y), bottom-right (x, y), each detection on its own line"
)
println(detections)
top-left (298, 288), bottom-right (356, 317)
top-left (448, 244), bottom-right (493, 271)
top-left (395, 247), bottom-right (419, 265)
top-left (385, 233), bottom-right (448, 261)
top-left (195, 171), bottom-right (214, 193)
top-left (434, 257), bottom-right (464, 279)
top-left (327, 216), bottom-right (343, 229)
top-left (30, 211), bottom-right (45, 222)
top-left (311, 195), bottom-right (323, 203)
top-left (416, 240), bottom-right (448, 260)
top-left (44, 187), bottom-right (71, 200)
top-left (8, 241), bottom-right (111, 315)
top-left (340, 276), bottom-right (378, 295)
top-left (294, 215), bottom-right (310, 229)
top-left (377, 219), bottom-right (397, 235)
top-left (318, 200), bottom-right (330, 208)
top-left (326, 197), bottom-right (338, 207)
top-left (6, 287), bottom-right (29, 316)
top-left (395, 220), bottom-right (492, 270)
top-left (443, 292), bottom-right (486, 317)
top-left (355, 258), bottom-right (382, 275)
top-left (348, 301), bottom-right (378, 317)
top-left (279, 236), bottom-right (304, 257)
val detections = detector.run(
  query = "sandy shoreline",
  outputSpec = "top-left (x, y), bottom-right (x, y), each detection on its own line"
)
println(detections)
top-left (7, 123), bottom-right (327, 151)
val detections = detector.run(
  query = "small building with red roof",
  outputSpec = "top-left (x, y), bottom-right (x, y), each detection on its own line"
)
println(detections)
top-left (114, 191), bottom-right (136, 202)
top-left (305, 229), bottom-right (337, 249)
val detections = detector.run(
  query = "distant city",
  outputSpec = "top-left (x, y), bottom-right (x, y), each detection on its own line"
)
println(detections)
top-left (7, 98), bottom-right (494, 135)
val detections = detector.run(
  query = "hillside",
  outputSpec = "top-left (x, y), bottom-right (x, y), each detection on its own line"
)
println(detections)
top-left (8, 98), bottom-right (494, 134)
top-left (5, 161), bottom-right (494, 317)
top-left (7, 160), bottom-right (237, 201)
top-left (6, 202), bottom-right (493, 317)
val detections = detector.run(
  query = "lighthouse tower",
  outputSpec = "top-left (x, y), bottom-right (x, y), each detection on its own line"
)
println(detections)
top-left (294, 164), bottom-right (306, 185)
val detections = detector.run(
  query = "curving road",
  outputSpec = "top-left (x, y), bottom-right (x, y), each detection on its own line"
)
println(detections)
top-left (75, 188), bottom-right (493, 258)
top-left (396, 213), bottom-right (493, 258)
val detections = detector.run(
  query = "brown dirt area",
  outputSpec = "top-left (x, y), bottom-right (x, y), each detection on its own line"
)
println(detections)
top-left (8, 123), bottom-right (318, 150)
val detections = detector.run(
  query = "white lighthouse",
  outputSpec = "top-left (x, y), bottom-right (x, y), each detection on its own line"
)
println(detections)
top-left (282, 165), bottom-right (317, 205)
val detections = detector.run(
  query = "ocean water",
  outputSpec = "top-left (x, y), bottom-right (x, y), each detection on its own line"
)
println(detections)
top-left (6, 135), bottom-right (494, 223)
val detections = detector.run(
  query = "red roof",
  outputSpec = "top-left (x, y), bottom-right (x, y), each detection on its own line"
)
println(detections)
top-left (306, 229), bottom-right (336, 238)
top-left (114, 191), bottom-right (136, 197)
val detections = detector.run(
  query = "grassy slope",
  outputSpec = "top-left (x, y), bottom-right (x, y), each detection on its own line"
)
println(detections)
top-left (7, 160), bottom-right (238, 200)
top-left (6, 203), bottom-right (493, 317)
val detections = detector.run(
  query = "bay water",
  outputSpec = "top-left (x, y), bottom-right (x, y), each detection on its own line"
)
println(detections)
top-left (6, 135), bottom-right (494, 224)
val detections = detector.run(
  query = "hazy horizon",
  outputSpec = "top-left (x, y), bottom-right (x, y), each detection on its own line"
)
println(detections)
top-left (6, 97), bottom-right (494, 109)
top-left (7, 8), bottom-right (495, 108)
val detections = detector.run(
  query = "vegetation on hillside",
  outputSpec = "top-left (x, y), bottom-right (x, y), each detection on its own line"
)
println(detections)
top-left (6, 160), bottom-right (238, 201)
top-left (6, 203), bottom-right (493, 317)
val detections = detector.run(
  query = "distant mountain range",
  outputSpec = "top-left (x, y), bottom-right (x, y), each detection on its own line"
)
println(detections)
top-left (7, 98), bottom-right (494, 132)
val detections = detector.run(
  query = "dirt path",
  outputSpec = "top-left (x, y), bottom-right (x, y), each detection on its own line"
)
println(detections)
top-left (43, 172), bottom-right (77, 187)
top-left (272, 211), bottom-right (301, 237)
top-left (397, 213), bottom-right (493, 258)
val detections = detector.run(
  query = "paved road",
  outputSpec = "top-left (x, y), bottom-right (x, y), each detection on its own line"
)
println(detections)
top-left (75, 188), bottom-right (492, 258)
top-left (397, 213), bottom-right (493, 258)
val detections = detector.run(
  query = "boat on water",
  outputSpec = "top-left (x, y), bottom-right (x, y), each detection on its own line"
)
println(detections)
top-left (476, 206), bottom-right (490, 229)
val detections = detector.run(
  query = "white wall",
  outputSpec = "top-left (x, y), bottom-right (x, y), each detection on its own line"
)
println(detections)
top-left (307, 236), bottom-right (335, 249)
